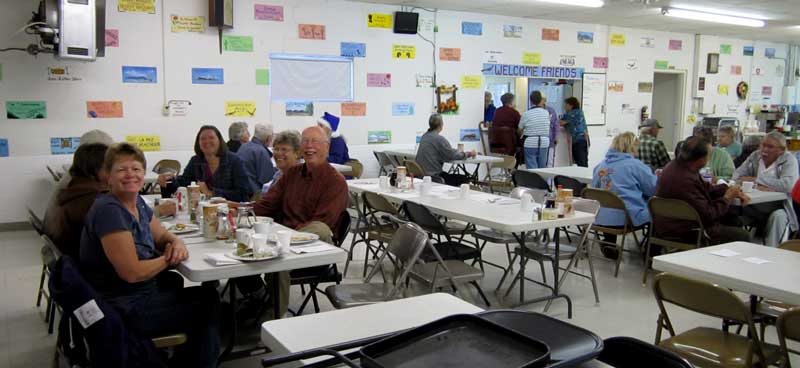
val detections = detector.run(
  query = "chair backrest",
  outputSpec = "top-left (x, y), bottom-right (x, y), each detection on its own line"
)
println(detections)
top-left (27, 207), bottom-right (45, 235)
top-left (344, 159), bottom-right (364, 178)
top-left (152, 159), bottom-right (181, 175)
top-left (582, 188), bottom-right (627, 211)
top-left (403, 160), bottom-right (425, 178)
top-left (401, 201), bottom-right (446, 236)
top-left (385, 222), bottom-right (430, 266)
top-left (653, 273), bottom-right (751, 324)
top-left (572, 198), bottom-right (600, 216)
top-left (510, 187), bottom-right (548, 204)
top-left (648, 197), bottom-right (703, 223)
top-left (42, 234), bottom-right (63, 261)
top-left (598, 336), bottom-right (693, 368)
top-left (479, 121), bottom-right (491, 155)
top-left (777, 307), bottom-right (800, 364)
top-left (554, 175), bottom-right (587, 197)
top-left (332, 211), bottom-right (351, 248)
top-left (495, 155), bottom-right (517, 170)
top-left (363, 192), bottom-right (398, 216)
top-left (779, 239), bottom-right (800, 252)
top-left (512, 170), bottom-right (550, 191)
top-left (46, 165), bottom-right (62, 182)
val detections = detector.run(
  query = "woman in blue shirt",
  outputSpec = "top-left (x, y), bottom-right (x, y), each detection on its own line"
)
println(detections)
top-left (592, 132), bottom-right (657, 259)
top-left (560, 97), bottom-right (589, 167)
top-left (80, 143), bottom-right (219, 367)
top-left (158, 125), bottom-right (252, 201)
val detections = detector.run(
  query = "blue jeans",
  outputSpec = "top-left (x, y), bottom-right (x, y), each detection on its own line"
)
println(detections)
top-left (524, 147), bottom-right (549, 169)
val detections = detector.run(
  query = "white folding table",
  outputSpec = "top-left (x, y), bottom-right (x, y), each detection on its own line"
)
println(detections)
top-left (732, 190), bottom-right (788, 206)
top-left (528, 166), bottom-right (594, 185)
top-left (382, 149), bottom-right (504, 181)
top-left (652, 242), bottom-right (800, 305)
top-left (347, 178), bottom-right (596, 315)
top-left (331, 163), bottom-right (353, 175)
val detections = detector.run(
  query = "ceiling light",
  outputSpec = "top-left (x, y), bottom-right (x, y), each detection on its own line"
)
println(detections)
top-left (661, 7), bottom-right (766, 28)
top-left (535, 0), bottom-right (604, 8)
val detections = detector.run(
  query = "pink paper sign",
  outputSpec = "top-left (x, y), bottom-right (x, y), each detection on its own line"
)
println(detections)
top-left (105, 29), bottom-right (119, 47)
top-left (593, 57), bottom-right (608, 69)
top-left (542, 28), bottom-right (560, 41)
top-left (367, 73), bottom-right (391, 87)
top-left (731, 65), bottom-right (742, 75)
top-left (254, 4), bottom-right (283, 21)
top-left (668, 39), bottom-right (682, 51)
top-left (762, 86), bottom-right (773, 96)
top-left (341, 102), bottom-right (366, 116)
top-left (299, 24), bottom-right (325, 40)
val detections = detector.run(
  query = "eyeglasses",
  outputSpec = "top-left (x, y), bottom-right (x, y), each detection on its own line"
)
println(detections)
top-left (301, 138), bottom-right (328, 145)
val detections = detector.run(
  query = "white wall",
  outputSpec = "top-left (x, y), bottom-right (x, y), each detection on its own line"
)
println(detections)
top-left (0, 0), bottom-right (790, 223)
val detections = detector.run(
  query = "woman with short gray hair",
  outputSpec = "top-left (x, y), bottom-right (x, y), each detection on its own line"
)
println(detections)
top-left (262, 130), bottom-right (302, 193)
top-left (227, 121), bottom-right (249, 153)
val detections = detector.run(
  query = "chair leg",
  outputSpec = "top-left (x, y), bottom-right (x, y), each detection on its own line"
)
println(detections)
top-left (36, 265), bottom-right (47, 307)
top-left (496, 252), bottom-right (519, 291)
top-left (586, 246), bottom-right (600, 303)
top-left (614, 234), bottom-right (625, 278)
top-left (362, 239), bottom-right (373, 278)
top-left (311, 285), bottom-right (320, 313)
top-left (471, 281), bottom-right (491, 307)
top-left (538, 259), bottom-right (547, 284)
top-left (47, 303), bottom-right (56, 334)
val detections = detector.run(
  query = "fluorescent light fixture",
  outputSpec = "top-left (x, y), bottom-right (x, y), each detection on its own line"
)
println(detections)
top-left (661, 7), bottom-right (765, 28)
top-left (535, 0), bottom-right (604, 8)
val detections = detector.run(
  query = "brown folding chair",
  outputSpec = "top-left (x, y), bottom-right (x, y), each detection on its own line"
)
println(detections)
top-left (777, 307), bottom-right (800, 368)
top-left (402, 160), bottom-right (425, 178)
top-left (653, 273), bottom-right (781, 368)
top-left (643, 197), bottom-right (707, 284)
top-left (343, 159), bottom-right (364, 178)
top-left (482, 155), bottom-right (516, 194)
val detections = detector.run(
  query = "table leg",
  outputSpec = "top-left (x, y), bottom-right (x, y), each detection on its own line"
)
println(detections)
top-left (272, 273), bottom-right (281, 320)
top-left (219, 279), bottom-right (238, 362)
top-left (510, 228), bottom-right (573, 318)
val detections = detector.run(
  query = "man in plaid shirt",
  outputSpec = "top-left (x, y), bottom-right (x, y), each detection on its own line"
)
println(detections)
top-left (637, 119), bottom-right (671, 170)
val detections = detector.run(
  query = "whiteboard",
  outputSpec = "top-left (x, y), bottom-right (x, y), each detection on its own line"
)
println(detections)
top-left (270, 54), bottom-right (353, 102)
top-left (582, 73), bottom-right (606, 126)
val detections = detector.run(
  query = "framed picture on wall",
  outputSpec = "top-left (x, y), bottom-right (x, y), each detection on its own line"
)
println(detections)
top-left (706, 53), bottom-right (719, 74)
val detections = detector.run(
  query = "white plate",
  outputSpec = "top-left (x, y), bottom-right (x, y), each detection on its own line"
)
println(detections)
top-left (269, 232), bottom-right (319, 245)
top-left (167, 224), bottom-right (199, 234)
top-left (226, 251), bottom-right (280, 262)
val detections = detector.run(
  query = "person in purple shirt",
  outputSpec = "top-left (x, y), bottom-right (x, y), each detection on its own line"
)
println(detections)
top-left (543, 97), bottom-right (559, 167)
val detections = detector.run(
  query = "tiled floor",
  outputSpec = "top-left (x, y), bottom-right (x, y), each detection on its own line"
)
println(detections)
top-left (1, 228), bottom-right (796, 367)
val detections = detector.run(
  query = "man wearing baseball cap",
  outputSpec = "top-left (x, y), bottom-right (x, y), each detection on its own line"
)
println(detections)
top-left (637, 118), bottom-right (671, 170)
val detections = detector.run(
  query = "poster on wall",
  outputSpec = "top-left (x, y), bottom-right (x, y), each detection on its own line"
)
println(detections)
top-left (720, 44), bottom-right (732, 55)
top-left (392, 45), bottom-right (416, 59)
top-left (765, 48), bottom-right (776, 58)
top-left (668, 39), bottom-right (682, 51)
top-left (392, 103), bottom-right (415, 116)
top-left (698, 77), bottom-right (705, 91)
top-left (47, 66), bottom-right (83, 82)
top-left (122, 66), bottom-right (157, 83)
top-left (255, 69), bottom-right (269, 85)
top-left (86, 101), bottom-right (123, 118)
top-left (223, 35), bottom-right (254, 52)
top-left (0, 139), bottom-right (8, 157)
top-left (191, 68), bottom-right (224, 84)
top-left (50, 137), bottom-right (80, 155)
top-left (607, 81), bottom-right (624, 93)
top-left (126, 135), bottom-right (160, 151)
top-left (105, 29), bottom-right (119, 47)
top-left (762, 86), bottom-right (773, 96)
top-left (640, 37), bottom-right (655, 48)
top-left (170, 15), bottom-right (206, 32)
top-left (610, 33), bottom-right (626, 46)
top-left (341, 42), bottom-right (366, 57)
top-left (167, 100), bottom-right (191, 117)
top-left (542, 28), bottom-right (560, 41)
top-left (503, 25), bottom-right (522, 38)
top-left (368, 131), bottom-right (392, 144)
top-left (743, 46), bottom-right (754, 56)
top-left (225, 101), bottom-right (256, 117)
top-left (299, 24), bottom-right (326, 40)
top-left (625, 58), bottom-right (639, 70)
top-left (415, 74), bottom-right (433, 88)
top-left (367, 13), bottom-right (392, 28)
top-left (118, 0), bottom-right (155, 14)
top-left (718, 85), bottom-right (729, 96)
top-left (730, 65), bottom-right (742, 75)
top-left (254, 4), bottom-right (283, 21)
top-left (462, 22), bottom-right (482, 36)
top-left (522, 52), bottom-right (541, 66)
top-left (367, 73), bottom-right (391, 87)
top-left (654, 60), bottom-right (669, 70)
top-left (577, 31), bottom-right (593, 44)
top-left (459, 129), bottom-right (480, 142)
top-left (483, 50), bottom-right (503, 64)
top-left (286, 101), bottom-right (313, 116)
top-left (638, 82), bottom-right (653, 93)
top-left (593, 57), bottom-right (608, 69)
top-left (341, 102), bottom-right (366, 116)
top-left (460, 75), bottom-right (482, 89)
top-left (559, 55), bottom-right (576, 67)
top-left (6, 101), bottom-right (47, 119)
top-left (439, 48), bottom-right (461, 61)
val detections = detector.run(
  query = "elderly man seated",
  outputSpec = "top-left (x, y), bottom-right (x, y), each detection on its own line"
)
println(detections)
top-left (254, 125), bottom-right (348, 315)
top-left (733, 131), bottom-right (799, 247)
top-left (654, 136), bottom-right (752, 245)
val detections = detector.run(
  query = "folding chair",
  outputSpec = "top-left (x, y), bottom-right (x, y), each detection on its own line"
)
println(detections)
top-left (643, 197), bottom-right (706, 284)
top-left (582, 188), bottom-right (648, 277)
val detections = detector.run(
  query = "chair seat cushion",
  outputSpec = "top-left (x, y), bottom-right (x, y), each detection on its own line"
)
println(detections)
top-left (422, 241), bottom-right (480, 261)
top-left (410, 260), bottom-right (483, 287)
top-left (443, 221), bottom-right (473, 235)
top-left (324, 283), bottom-right (402, 309)
top-left (659, 327), bottom-right (780, 368)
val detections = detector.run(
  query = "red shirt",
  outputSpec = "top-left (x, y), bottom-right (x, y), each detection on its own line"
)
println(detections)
top-left (492, 106), bottom-right (521, 131)
top-left (254, 163), bottom-right (347, 230)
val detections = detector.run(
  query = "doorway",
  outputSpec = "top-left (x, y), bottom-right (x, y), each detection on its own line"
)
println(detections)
top-left (651, 71), bottom-right (686, 151)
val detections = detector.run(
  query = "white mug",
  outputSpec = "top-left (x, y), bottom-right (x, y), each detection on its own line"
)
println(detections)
top-left (459, 184), bottom-right (470, 199)
top-left (423, 176), bottom-right (432, 184)
top-left (254, 218), bottom-right (273, 234)
top-left (251, 233), bottom-right (270, 257)
top-left (520, 193), bottom-right (533, 212)
top-left (235, 228), bottom-right (253, 246)
top-left (742, 181), bottom-right (755, 193)
top-left (276, 230), bottom-right (293, 255)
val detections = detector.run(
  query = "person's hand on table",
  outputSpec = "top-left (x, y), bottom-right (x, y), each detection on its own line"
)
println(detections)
top-left (756, 185), bottom-right (775, 192)
top-left (164, 239), bottom-right (189, 266)
top-left (738, 192), bottom-right (751, 206)
top-left (157, 173), bottom-right (174, 187)
top-left (156, 201), bottom-right (177, 217)
top-left (724, 186), bottom-right (743, 202)
top-left (198, 182), bottom-right (213, 197)
top-left (467, 150), bottom-right (477, 158)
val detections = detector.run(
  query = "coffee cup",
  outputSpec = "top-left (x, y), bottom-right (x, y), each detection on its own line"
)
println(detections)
top-left (235, 228), bottom-right (253, 247)
top-left (520, 193), bottom-right (533, 212)
top-left (254, 220), bottom-right (273, 235)
top-left (742, 181), bottom-right (755, 193)
top-left (251, 233), bottom-right (270, 257)
top-left (459, 184), bottom-right (470, 199)
top-left (276, 230), bottom-right (293, 255)
top-left (379, 176), bottom-right (390, 191)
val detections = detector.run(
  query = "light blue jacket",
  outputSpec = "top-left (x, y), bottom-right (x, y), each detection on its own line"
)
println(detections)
top-left (592, 149), bottom-right (658, 227)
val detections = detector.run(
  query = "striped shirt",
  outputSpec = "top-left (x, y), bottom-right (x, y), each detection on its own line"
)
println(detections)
top-left (520, 107), bottom-right (551, 148)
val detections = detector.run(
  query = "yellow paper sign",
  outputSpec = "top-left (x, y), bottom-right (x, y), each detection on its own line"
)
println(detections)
top-left (392, 45), bottom-right (416, 59)
top-left (610, 33), bottom-right (626, 46)
top-left (225, 101), bottom-right (256, 117)
top-left (341, 102), bottom-right (367, 116)
top-left (118, 0), bottom-right (155, 14)
top-left (367, 13), bottom-right (392, 28)
top-left (718, 85), bottom-right (729, 96)
top-left (170, 15), bottom-right (206, 33)
top-left (461, 75), bottom-right (482, 89)
top-left (522, 52), bottom-right (541, 66)
top-left (125, 135), bottom-right (160, 151)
